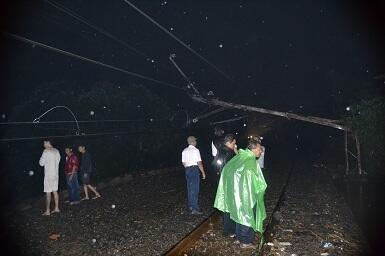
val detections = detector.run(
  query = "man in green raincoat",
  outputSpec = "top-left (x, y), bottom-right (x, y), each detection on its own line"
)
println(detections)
top-left (214, 138), bottom-right (267, 249)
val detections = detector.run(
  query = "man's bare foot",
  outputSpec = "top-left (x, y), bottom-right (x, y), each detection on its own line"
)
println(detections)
top-left (42, 211), bottom-right (50, 216)
top-left (92, 195), bottom-right (101, 200)
top-left (51, 209), bottom-right (60, 214)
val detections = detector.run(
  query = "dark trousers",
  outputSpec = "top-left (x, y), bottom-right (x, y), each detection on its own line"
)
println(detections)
top-left (236, 223), bottom-right (255, 244)
top-left (66, 172), bottom-right (80, 202)
top-left (223, 212), bottom-right (236, 235)
top-left (185, 166), bottom-right (200, 211)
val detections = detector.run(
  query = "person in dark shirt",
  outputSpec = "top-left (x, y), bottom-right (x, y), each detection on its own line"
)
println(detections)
top-left (216, 134), bottom-right (238, 237)
top-left (78, 144), bottom-right (101, 200)
top-left (216, 134), bottom-right (238, 174)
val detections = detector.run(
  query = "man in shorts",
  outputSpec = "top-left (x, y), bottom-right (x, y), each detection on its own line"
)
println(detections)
top-left (39, 138), bottom-right (61, 216)
top-left (78, 144), bottom-right (101, 200)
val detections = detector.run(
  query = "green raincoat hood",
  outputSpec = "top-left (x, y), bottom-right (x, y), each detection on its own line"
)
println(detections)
top-left (214, 148), bottom-right (267, 233)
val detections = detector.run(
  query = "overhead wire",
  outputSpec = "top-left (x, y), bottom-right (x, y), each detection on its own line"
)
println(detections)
top-left (123, 0), bottom-right (233, 82)
top-left (0, 118), bottom-right (181, 125)
top-left (44, 0), bottom-right (147, 58)
top-left (0, 131), bottom-right (140, 142)
top-left (4, 32), bottom-right (184, 91)
top-left (0, 127), bottom-right (188, 142)
top-left (43, 0), bottom-right (174, 73)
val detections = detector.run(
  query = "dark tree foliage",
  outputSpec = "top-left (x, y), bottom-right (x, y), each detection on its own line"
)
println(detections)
top-left (1, 81), bottom-right (188, 204)
top-left (345, 97), bottom-right (385, 175)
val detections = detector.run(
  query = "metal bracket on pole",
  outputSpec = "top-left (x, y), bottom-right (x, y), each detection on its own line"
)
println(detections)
top-left (169, 54), bottom-right (200, 96)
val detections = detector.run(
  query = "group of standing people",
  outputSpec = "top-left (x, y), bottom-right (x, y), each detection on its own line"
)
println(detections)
top-left (39, 138), bottom-right (100, 216)
top-left (181, 127), bottom-right (267, 249)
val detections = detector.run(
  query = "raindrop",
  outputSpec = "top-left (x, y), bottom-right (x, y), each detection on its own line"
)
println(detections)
top-left (41, 100), bottom-right (45, 103)
top-left (28, 171), bottom-right (34, 176)
top-left (91, 238), bottom-right (96, 243)
top-left (103, 106), bottom-right (107, 109)
top-left (346, 106), bottom-right (351, 111)
top-left (170, 27), bottom-right (174, 31)
top-left (149, 118), bottom-right (154, 122)
top-left (151, 59), bottom-right (155, 63)
top-left (137, 105), bottom-right (141, 108)
top-left (235, 132), bottom-right (239, 135)
top-left (260, 137), bottom-right (264, 140)
top-left (219, 44), bottom-right (223, 48)
top-left (1, 114), bottom-right (5, 119)
top-left (111, 204), bottom-right (116, 209)
top-left (90, 111), bottom-right (95, 116)
top-left (243, 123), bottom-right (247, 127)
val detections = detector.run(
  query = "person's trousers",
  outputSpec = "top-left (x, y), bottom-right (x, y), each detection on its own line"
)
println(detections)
top-left (236, 223), bottom-right (255, 244)
top-left (223, 212), bottom-right (236, 235)
top-left (185, 166), bottom-right (200, 211)
top-left (66, 172), bottom-right (80, 202)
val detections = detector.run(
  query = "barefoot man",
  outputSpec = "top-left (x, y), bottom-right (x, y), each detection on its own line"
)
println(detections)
top-left (39, 138), bottom-right (61, 216)
top-left (78, 144), bottom-right (101, 200)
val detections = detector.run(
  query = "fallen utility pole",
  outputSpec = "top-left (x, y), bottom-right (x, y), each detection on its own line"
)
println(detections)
top-left (192, 96), bottom-right (349, 131)
top-left (169, 55), bottom-right (364, 175)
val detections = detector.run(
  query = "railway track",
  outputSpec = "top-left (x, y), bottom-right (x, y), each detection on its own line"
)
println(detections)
top-left (164, 210), bottom-right (222, 256)
top-left (163, 163), bottom-right (295, 256)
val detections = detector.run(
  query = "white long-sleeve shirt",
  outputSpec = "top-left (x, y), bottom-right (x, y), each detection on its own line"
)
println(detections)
top-left (39, 148), bottom-right (61, 178)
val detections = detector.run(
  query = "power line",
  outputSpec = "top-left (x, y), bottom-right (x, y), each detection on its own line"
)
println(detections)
top-left (0, 131), bottom-right (134, 142)
top-left (210, 115), bottom-right (248, 125)
top-left (0, 128), bottom-right (187, 142)
top-left (44, 0), bottom-right (147, 58)
top-left (123, 0), bottom-right (233, 82)
top-left (0, 118), bottom-right (179, 125)
top-left (4, 32), bottom-right (184, 91)
top-left (43, 0), bottom-right (173, 73)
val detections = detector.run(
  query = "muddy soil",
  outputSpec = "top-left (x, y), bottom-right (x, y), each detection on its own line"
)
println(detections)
top-left (184, 167), bottom-right (289, 256)
top-left (7, 169), bottom-right (216, 256)
top-left (261, 164), bottom-right (368, 256)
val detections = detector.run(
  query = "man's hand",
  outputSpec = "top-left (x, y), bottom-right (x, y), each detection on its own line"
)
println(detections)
top-left (201, 171), bottom-right (206, 180)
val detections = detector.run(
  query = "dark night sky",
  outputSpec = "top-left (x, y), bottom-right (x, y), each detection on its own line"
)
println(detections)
top-left (1, 0), bottom-right (384, 120)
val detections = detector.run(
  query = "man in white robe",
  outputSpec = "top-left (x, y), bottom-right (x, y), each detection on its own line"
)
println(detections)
top-left (39, 138), bottom-right (61, 215)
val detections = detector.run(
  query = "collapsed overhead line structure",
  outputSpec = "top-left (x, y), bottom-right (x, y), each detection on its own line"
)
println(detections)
top-left (169, 55), bottom-right (363, 176)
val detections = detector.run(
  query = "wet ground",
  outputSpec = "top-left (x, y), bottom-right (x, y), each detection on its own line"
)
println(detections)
top-left (261, 164), bottom-right (368, 256)
top-left (184, 166), bottom-right (289, 256)
top-left (5, 163), bottom-right (370, 256)
top-left (7, 168), bottom-right (217, 256)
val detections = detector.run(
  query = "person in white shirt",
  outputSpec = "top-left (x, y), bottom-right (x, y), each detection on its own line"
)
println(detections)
top-left (182, 136), bottom-right (206, 214)
top-left (257, 146), bottom-right (265, 169)
top-left (39, 138), bottom-right (61, 216)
